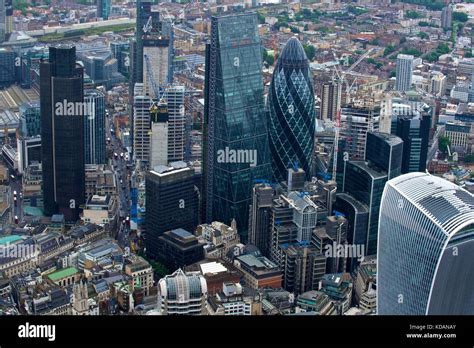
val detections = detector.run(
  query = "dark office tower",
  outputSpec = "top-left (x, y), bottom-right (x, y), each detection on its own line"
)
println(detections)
top-left (145, 162), bottom-right (198, 259)
top-left (203, 13), bottom-right (271, 239)
top-left (84, 89), bottom-right (106, 165)
top-left (133, 0), bottom-right (152, 87)
top-left (333, 193), bottom-right (369, 273)
top-left (4, 0), bottom-right (12, 36)
top-left (365, 132), bottom-right (403, 180)
top-left (0, 0), bottom-right (5, 42)
top-left (248, 183), bottom-right (274, 256)
top-left (267, 37), bottom-right (315, 182)
top-left (395, 114), bottom-right (431, 173)
top-left (320, 81), bottom-right (341, 121)
top-left (40, 45), bottom-right (85, 222)
top-left (128, 38), bottom-right (137, 104)
top-left (161, 20), bottom-right (174, 83)
top-left (325, 215), bottom-right (348, 274)
top-left (343, 161), bottom-right (387, 256)
top-left (97, 0), bottom-right (111, 20)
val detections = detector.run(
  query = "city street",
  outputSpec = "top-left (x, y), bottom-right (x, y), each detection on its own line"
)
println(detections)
top-left (106, 109), bottom-right (132, 249)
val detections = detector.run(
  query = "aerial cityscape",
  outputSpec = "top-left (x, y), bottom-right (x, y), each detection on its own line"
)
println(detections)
top-left (0, 0), bottom-right (473, 319)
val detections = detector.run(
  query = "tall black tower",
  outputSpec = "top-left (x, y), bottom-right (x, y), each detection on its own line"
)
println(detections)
top-left (40, 45), bottom-right (85, 222)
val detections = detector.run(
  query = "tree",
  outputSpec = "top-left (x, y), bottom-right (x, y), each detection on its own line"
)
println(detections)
top-left (303, 44), bottom-right (316, 61)
top-left (405, 10), bottom-right (424, 19)
top-left (265, 54), bottom-right (275, 66)
top-left (417, 32), bottom-right (429, 39)
top-left (453, 12), bottom-right (468, 23)
top-left (464, 154), bottom-right (474, 164)
top-left (438, 136), bottom-right (451, 153)
top-left (257, 12), bottom-right (265, 25)
top-left (383, 44), bottom-right (396, 57)
top-left (262, 49), bottom-right (268, 63)
top-left (290, 26), bottom-right (300, 34)
top-left (401, 47), bottom-right (422, 57)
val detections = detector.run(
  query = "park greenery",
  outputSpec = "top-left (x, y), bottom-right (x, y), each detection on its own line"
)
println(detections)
top-left (438, 136), bottom-right (451, 153)
top-left (424, 43), bottom-right (450, 63)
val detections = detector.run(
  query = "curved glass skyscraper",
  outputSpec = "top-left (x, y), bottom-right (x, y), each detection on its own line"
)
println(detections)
top-left (377, 172), bottom-right (474, 315)
top-left (267, 37), bottom-right (315, 182)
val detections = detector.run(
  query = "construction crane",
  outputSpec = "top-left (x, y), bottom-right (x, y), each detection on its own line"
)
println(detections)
top-left (143, 53), bottom-right (164, 101)
top-left (332, 48), bottom-right (374, 103)
top-left (142, 15), bottom-right (152, 34)
top-left (331, 48), bottom-right (374, 181)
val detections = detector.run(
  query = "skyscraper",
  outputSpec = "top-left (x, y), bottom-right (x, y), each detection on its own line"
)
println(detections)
top-left (40, 45), bottom-right (85, 221)
top-left (248, 183), bottom-right (274, 256)
top-left (395, 54), bottom-right (414, 92)
top-left (343, 161), bottom-right (386, 256)
top-left (333, 193), bottom-right (369, 272)
top-left (320, 81), bottom-right (341, 121)
top-left (340, 106), bottom-right (380, 160)
top-left (394, 113), bottom-right (431, 173)
top-left (132, 89), bottom-right (152, 164)
top-left (338, 132), bottom-right (402, 256)
top-left (134, 0), bottom-right (152, 86)
top-left (149, 99), bottom-right (168, 167)
top-left (18, 101), bottom-right (41, 174)
top-left (377, 173), bottom-right (474, 315)
top-left (203, 13), bottom-right (271, 238)
top-left (84, 89), bottom-right (106, 165)
top-left (143, 36), bottom-right (170, 98)
top-left (441, 4), bottom-right (452, 30)
top-left (0, 0), bottom-right (6, 43)
top-left (365, 132), bottom-right (403, 180)
top-left (267, 37), bottom-right (315, 182)
top-left (163, 85), bottom-right (185, 162)
top-left (145, 162), bottom-right (198, 259)
top-left (97, 0), bottom-right (111, 20)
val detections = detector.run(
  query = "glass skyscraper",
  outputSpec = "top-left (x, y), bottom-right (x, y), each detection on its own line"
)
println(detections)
top-left (203, 13), bottom-right (271, 239)
top-left (84, 89), bottom-right (106, 165)
top-left (40, 45), bottom-right (85, 222)
top-left (395, 113), bottom-right (431, 174)
top-left (378, 173), bottom-right (474, 315)
top-left (145, 162), bottom-right (198, 259)
top-left (339, 132), bottom-right (402, 256)
top-left (267, 37), bottom-right (315, 182)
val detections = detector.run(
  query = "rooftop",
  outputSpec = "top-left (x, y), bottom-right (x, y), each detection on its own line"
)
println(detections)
top-left (48, 267), bottom-right (79, 281)
top-left (0, 235), bottom-right (23, 245)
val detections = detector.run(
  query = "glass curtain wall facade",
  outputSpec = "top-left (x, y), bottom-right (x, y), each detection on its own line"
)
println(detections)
top-left (203, 13), bottom-right (271, 239)
top-left (267, 37), bottom-right (315, 182)
top-left (84, 89), bottom-right (106, 165)
top-left (40, 45), bottom-right (85, 222)
top-left (378, 172), bottom-right (474, 315)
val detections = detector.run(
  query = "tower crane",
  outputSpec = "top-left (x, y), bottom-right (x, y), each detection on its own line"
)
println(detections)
top-left (331, 48), bottom-right (374, 181)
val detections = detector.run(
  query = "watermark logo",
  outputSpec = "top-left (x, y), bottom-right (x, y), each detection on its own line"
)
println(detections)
top-left (324, 242), bottom-right (365, 261)
top-left (18, 323), bottom-right (56, 342)
top-left (0, 242), bottom-right (35, 259)
top-left (55, 99), bottom-right (94, 119)
top-left (217, 147), bottom-right (257, 167)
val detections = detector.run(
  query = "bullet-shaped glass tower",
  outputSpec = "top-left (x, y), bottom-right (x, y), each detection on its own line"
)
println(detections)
top-left (267, 37), bottom-right (315, 182)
